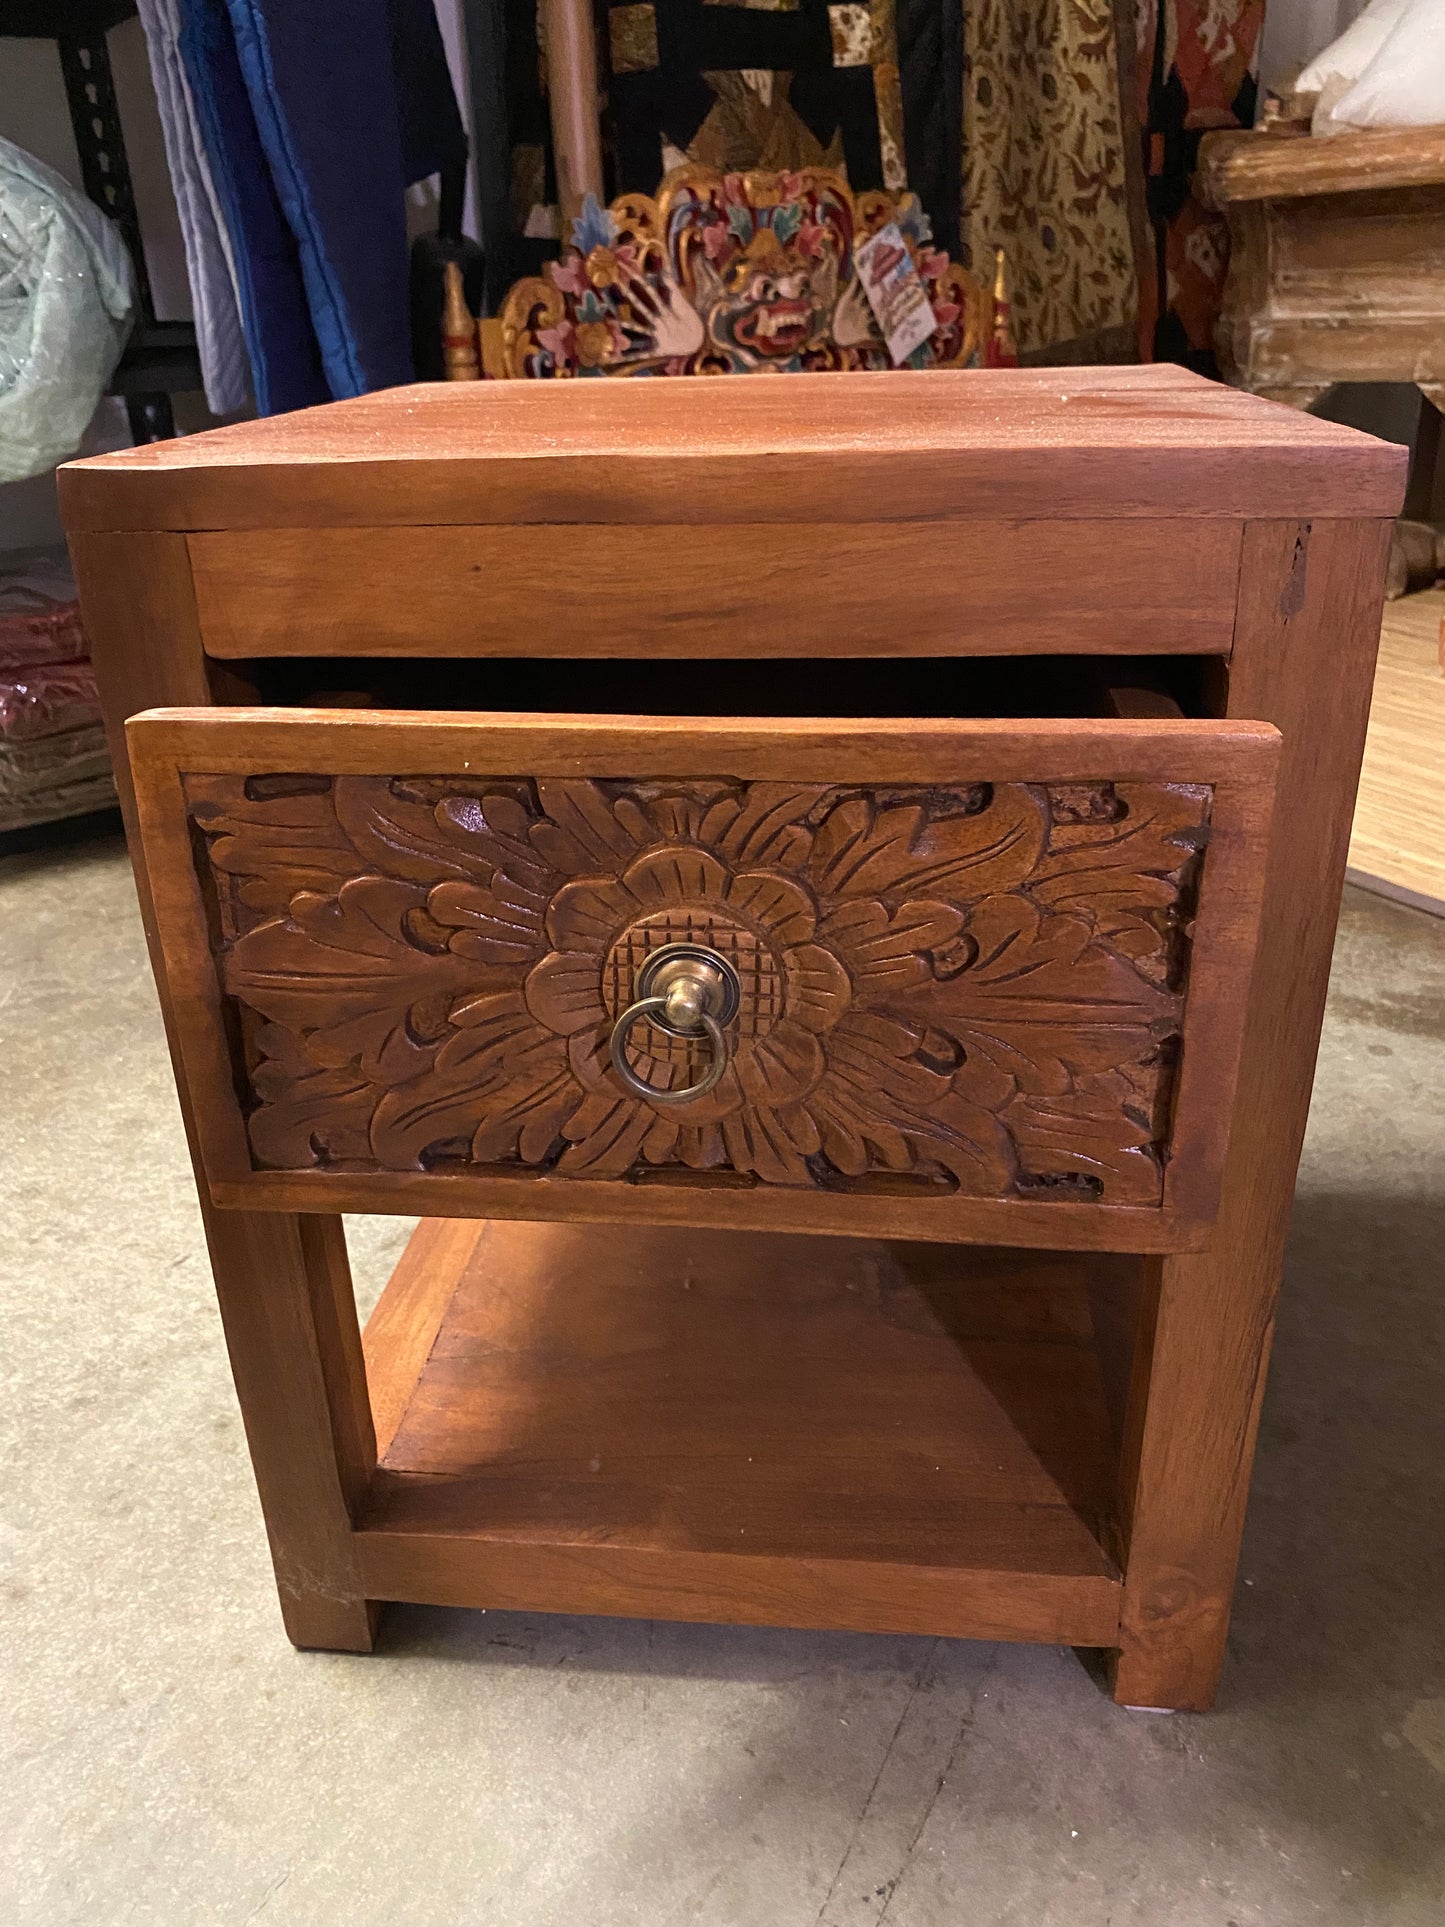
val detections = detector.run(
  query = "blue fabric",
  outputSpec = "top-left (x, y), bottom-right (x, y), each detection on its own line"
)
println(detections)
top-left (178, 0), bottom-right (328, 413)
top-left (222, 0), bottom-right (413, 399)
top-left (389, 0), bottom-right (468, 191)
top-left (180, 0), bottom-right (465, 411)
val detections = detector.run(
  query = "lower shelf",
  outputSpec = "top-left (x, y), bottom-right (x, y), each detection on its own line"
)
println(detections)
top-left (356, 1219), bottom-right (1126, 1647)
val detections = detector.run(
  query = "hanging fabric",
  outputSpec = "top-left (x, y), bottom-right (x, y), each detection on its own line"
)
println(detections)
top-left (1136, 0), bottom-right (1264, 368)
top-left (171, 0), bottom-right (466, 413)
top-left (178, 0), bottom-right (333, 412)
top-left (959, 0), bottom-right (1142, 361)
top-left (136, 0), bottom-right (252, 415)
top-left (497, 0), bottom-right (965, 289)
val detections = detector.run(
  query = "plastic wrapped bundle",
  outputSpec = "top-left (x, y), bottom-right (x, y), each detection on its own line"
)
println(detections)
top-left (0, 554), bottom-right (116, 833)
top-left (0, 726), bottom-right (115, 832)
top-left (0, 138), bottom-right (136, 484)
top-left (0, 554), bottom-right (88, 669)
top-left (0, 658), bottom-right (106, 741)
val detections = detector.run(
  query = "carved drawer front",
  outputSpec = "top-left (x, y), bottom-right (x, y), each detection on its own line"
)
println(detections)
top-left (128, 711), bottom-right (1279, 1251)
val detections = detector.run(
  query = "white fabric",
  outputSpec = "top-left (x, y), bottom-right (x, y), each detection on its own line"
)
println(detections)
top-left (1323, 0), bottom-right (1445, 128)
top-left (136, 0), bottom-right (251, 415)
top-left (1258, 0), bottom-right (1371, 97)
top-left (1297, 0), bottom-right (1408, 89)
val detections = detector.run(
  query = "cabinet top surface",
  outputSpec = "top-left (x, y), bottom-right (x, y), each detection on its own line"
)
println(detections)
top-left (60, 366), bottom-right (1405, 530)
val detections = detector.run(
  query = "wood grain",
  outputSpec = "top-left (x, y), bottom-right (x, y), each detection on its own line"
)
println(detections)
top-left (124, 707), bottom-right (1278, 1248)
top-left (1348, 588), bottom-right (1445, 912)
top-left (186, 519), bottom-right (1243, 659)
top-left (208, 1168), bottom-right (1222, 1254)
top-left (1112, 515), bottom-right (1394, 1710)
top-left (354, 1219), bottom-right (1122, 1645)
top-left (298, 1214), bottom-right (376, 1513)
top-left (57, 366), bottom-right (1406, 531)
top-left (1199, 124), bottom-right (1445, 206)
top-left (126, 708), bottom-right (1282, 782)
top-left (363, 1218), bottom-right (486, 1460)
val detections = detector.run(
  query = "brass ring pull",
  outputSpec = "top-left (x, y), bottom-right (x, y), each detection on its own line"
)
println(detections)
top-left (608, 942), bottom-right (740, 1106)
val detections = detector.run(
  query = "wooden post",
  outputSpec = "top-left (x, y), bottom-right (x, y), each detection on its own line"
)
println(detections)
top-left (68, 529), bottom-right (377, 1652)
top-left (539, 0), bottom-right (604, 229)
top-left (1112, 516), bottom-right (1393, 1709)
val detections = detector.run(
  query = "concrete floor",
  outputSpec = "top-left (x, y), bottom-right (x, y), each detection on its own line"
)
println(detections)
top-left (2, 829), bottom-right (1443, 1927)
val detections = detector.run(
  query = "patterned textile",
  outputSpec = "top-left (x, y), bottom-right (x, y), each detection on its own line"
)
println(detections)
top-left (1136, 0), bottom-right (1263, 367)
top-left (602, 0), bottom-right (897, 202)
top-left (497, 0), bottom-right (965, 298)
top-left (494, 0), bottom-right (1147, 357)
top-left (960, 0), bottom-right (1139, 359)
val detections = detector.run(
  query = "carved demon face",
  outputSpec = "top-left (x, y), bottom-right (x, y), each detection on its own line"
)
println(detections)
top-left (697, 228), bottom-right (829, 364)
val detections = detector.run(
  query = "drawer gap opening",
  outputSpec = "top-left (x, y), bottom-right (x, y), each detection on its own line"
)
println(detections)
top-left (217, 654), bottom-right (1221, 723)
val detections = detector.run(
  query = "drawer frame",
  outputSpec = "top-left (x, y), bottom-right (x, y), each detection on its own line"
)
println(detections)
top-left (127, 708), bottom-right (1280, 1254)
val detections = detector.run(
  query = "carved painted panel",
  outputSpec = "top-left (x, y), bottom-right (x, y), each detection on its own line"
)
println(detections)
top-left (496, 168), bottom-right (985, 378)
top-left (185, 774), bottom-right (1212, 1203)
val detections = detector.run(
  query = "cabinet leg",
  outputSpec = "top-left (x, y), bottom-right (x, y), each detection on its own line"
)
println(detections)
top-left (202, 1206), bottom-right (378, 1651)
top-left (1110, 1241), bottom-right (1276, 1710)
top-left (1108, 517), bottom-right (1393, 1709)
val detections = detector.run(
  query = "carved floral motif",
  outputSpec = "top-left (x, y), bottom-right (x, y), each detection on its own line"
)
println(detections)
top-left (186, 774), bottom-right (1212, 1203)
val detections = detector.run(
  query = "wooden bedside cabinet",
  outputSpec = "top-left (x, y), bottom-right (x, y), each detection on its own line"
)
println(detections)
top-left (61, 367), bottom-right (1404, 1712)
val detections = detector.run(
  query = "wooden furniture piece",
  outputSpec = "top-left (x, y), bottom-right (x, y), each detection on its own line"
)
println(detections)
top-left (1198, 125), bottom-right (1445, 416)
top-left (61, 367), bottom-right (1404, 1711)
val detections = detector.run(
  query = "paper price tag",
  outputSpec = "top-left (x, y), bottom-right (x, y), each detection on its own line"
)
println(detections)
top-left (853, 223), bottom-right (937, 366)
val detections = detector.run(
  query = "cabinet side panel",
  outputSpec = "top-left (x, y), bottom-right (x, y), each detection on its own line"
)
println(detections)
top-left (1113, 516), bottom-right (1392, 1709)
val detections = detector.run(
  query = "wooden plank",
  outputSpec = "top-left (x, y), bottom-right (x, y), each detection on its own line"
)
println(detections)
top-left (1199, 124), bottom-right (1445, 206)
top-left (354, 1535), bottom-right (1121, 1645)
top-left (125, 749), bottom-right (262, 1191)
top-left (1236, 316), bottom-right (1445, 394)
top-left (68, 529), bottom-right (376, 1652)
top-left (212, 1168), bottom-right (1214, 1254)
top-left (67, 532), bottom-right (215, 720)
top-left (126, 706), bottom-right (1282, 783)
top-left (186, 520), bottom-right (1244, 659)
top-left (1348, 587), bottom-right (1445, 912)
top-left (202, 1210), bottom-right (377, 1649)
top-left (299, 1215), bottom-right (377, 1512)
top-left (353, 1221), bottom-right (1122, 1645)
top-left (538, 0), bottom-right (602, 222)
top-left (1112, 515), bottom-right (1394, 1710)
top-left (1269, 189), bottom-right (1445, 303)
top-left (56, 367), bottom-right (1406, 531)
top-left (1154, 742), bottom-right (1277, 1225)
top-left (363, 1218), bottom-right (487, 1460)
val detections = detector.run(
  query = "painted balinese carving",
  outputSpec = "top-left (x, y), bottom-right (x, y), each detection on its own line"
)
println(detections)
top-left (186, 772), bottom-right (1212, 1203)
top-left (496, 166), bottom-right (985, 377)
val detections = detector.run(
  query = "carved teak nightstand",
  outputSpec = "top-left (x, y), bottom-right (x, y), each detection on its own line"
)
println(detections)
top-left (62, 368), bottom-right (1404, 1711)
